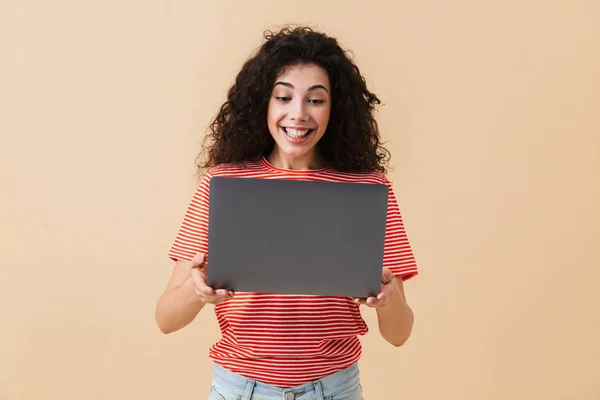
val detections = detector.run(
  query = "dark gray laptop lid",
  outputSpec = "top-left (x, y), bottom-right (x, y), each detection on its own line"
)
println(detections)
top-left (206, 176), bottom-right (389, 298)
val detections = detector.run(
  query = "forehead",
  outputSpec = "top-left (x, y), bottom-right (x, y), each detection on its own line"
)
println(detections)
top-left (275, 64), bottom-right (330, 89)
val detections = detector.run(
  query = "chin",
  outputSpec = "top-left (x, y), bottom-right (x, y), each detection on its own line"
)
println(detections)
top-left (279, 147), bottom-right (312, 158)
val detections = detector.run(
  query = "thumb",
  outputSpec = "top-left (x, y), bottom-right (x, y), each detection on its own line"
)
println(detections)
top-left (382, 268), bottom-right (394, 284)
top-left (191, 252), bottom-right (207, 268)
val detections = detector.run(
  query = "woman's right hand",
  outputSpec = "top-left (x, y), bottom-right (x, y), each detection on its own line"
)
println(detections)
top-left (189, 252), bottom-right (234, 304)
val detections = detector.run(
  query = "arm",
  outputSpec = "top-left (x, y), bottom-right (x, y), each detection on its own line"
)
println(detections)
top-left (353, 269), bottom-right (414, 347)
top-left (375, 276), bottom-right (414, 347)
top-left (158, 172), bottom-right (222, 334)
top-left (365, 177), bottom-right (417, 346)
top-left (155, 253), bottom-right (231, 334)
top-left (155, 260), bottom-right (205, 334)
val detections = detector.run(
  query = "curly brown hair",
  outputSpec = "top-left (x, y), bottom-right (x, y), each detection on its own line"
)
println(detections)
top-left (197, 26), bottom-right (391, 174)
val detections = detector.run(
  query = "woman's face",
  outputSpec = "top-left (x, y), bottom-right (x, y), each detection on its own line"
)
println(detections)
top-left (266, 63), bottom-right (331, 168)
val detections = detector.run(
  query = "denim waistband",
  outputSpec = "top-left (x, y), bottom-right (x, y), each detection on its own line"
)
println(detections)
top-left (210, 362), bottom-right (361, 400)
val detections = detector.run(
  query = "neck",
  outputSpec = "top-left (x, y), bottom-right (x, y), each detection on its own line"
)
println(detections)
top-left (267, 148), bottom-right (328, 170)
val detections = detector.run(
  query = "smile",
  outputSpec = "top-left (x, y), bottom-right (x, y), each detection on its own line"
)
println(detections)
top-left (282, 127), bottom-right (314, 139)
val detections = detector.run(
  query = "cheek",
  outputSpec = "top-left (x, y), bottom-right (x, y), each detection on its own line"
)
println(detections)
top-left (267, 102), bottom-right (284, 125)
top-left (266, 107), bottom-right (278, 127)
top-left (315, 108), bottom-right (331, 127)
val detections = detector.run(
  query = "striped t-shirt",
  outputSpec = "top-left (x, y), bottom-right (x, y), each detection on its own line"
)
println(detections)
top-left (168, 157), bottom-right (418, 387)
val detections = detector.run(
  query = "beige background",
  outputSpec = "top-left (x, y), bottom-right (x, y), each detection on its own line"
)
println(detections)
top-left (1, 1), bottom-right (599, 399)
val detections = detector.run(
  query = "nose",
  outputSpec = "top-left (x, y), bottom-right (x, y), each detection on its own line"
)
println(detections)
top-left (290, 99), bottom-right (308, 121)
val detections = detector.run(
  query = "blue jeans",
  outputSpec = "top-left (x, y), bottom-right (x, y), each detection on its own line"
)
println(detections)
top-left (208, 363), bottom-right (363, 400)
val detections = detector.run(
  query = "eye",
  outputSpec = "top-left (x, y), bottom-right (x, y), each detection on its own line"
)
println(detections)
top-left (276, 96), bottom-right (291, 102)
top-left (308, 99), bottom-right (326, 105)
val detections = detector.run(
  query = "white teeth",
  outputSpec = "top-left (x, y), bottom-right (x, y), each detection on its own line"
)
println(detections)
top-left (284, 127), bottom-right (310, 138)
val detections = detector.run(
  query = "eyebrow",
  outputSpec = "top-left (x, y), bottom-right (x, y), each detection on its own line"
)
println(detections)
top-left (274, 82), bottom-right (329, 93)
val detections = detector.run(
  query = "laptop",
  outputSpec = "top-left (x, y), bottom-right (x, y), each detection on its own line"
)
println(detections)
top-left (206, 176), bottom-right (389, 298)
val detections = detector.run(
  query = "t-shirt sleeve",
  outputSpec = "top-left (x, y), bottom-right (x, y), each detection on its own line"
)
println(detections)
top-left (382, 177), bottom-right (419, 280)
top-left (167, 172), bottom-right (212, 263)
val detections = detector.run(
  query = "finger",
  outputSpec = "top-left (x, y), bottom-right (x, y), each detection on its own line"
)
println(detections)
top-left (382, 268), bottom-right (393, 284)
top-left (203, 295), bottom-right (220, 305)
top-left (209, 292), bottom-right (233, 304)
top-left (366, 296), bottom-right (378, 306)
top-left (189, 265), bottom-right (204, 287)
top-left (211, 296), bottom-right (231, 305)
top-left (191, 252), bottom-right (207, 268)
top-left (203, 286), bottom-right (215, 295)
top-left (190, 267), bottom-right (214, 295)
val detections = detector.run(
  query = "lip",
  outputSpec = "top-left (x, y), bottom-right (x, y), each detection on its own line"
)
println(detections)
top-left (281, 126), bottom-right (315, 130)
top-left (280, 126), bottom-right (314, 143)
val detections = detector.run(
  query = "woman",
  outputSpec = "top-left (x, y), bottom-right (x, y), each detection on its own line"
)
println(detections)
top-left (155, 26), bottom-right (418, 400)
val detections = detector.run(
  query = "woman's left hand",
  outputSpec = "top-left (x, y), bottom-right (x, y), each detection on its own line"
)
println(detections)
top-left (352, 268), bottom-right (399, 308)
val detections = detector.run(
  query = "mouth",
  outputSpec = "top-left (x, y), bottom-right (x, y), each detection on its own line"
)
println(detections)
top-left (281, 126), bottom-right (314, 140)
